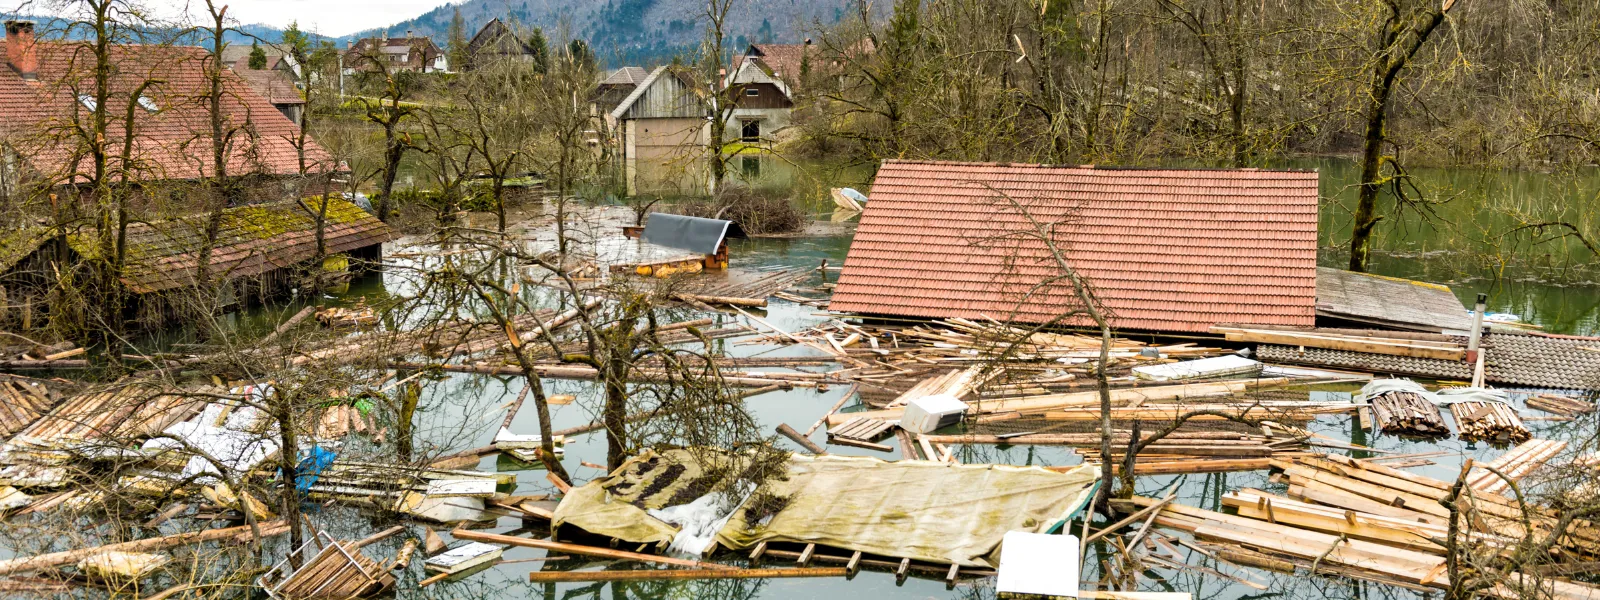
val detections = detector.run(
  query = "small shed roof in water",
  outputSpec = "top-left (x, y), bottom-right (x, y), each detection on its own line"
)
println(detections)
top-left (1314, 267), bottom-right (1472, 333)
top-left (641, 213), bottom-right (745, 255)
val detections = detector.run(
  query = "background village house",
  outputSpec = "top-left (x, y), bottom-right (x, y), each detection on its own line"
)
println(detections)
top-left (723, 43), bottom-right (810, 143)
top-left (462, 18), bottom-right (540, 71)
top-left (222, 42), bottom-right (305, 123)
top-left (0, 20), bottom-right (337, 201)
top-left (608, 66), bottom-right (708, 196)
top-left (343, 31), bottom-right (447, 74)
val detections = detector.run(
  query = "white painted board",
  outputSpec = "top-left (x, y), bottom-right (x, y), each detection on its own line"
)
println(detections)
top-left (425, 479), bottom-right (498, 497)
top-left (996, 531), bottom-right (1080, 599)
top-left (1132, 355), bottom-right (1261, 382)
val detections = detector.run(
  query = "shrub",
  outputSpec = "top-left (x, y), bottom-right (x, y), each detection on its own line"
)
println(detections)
top-left (674, 187), bottom-right (806, 235)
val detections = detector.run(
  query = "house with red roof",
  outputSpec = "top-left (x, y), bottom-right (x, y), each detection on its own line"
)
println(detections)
top-left (829, 160), bottom-right (1322, 334)
top-left (342, 31), bottom-right (446, 73)
top-left (723, 43), bottom-right (812, 143)
top-left (0, 20), bottom-right (337, 198)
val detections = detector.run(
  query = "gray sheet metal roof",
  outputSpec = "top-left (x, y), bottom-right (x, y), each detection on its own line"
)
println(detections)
top-left (1315, 267), bottom-right (1473, 333)
top-left (641, 213), bottom-right (745, 255)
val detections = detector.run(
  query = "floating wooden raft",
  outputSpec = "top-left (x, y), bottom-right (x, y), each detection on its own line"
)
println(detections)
top-left (1526, 393), bottom-right (1595, 417)
top-left (1368, 389), bottom-right (1448, 438)
top-left (1467, 438), bottom-right (1567, 495)
top-left (675, 267), bottom-right (815, 308)
top-left (1450, 400), bottom-right (1530, 445)
top-left (827, 417), bottom-right (894, 451)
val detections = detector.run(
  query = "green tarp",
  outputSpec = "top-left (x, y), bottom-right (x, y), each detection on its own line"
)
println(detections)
top-left (552, 449), bottom-right (1099, 567)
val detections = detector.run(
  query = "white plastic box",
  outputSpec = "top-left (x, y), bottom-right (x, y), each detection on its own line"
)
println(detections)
top-left (898, 394), bottom-right (968, 434)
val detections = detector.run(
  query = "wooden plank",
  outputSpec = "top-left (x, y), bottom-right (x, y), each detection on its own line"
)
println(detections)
top-left (451, 529), bottom-right (737, 570)
top-left (1220, 329), bottom-right (1465, 361)
top-left (528, 567), bottom-right (847, 582)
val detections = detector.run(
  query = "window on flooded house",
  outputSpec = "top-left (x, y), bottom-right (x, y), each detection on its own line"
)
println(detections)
top-left (745, 88), bottom-right (759, 97)
top-left (741, 119), bottom-right (760, 142)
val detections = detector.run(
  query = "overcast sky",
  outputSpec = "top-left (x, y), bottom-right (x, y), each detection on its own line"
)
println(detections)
top-left (8, 0), bottom-right (455, 37)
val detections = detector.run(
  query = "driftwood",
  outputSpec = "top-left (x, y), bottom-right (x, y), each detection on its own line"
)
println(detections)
top-left (0, 521), bottom-right (285, 575)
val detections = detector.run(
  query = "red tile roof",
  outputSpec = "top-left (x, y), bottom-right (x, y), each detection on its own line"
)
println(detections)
top-left (0, 41), bottom-right (334, 181)
top-left (830, 160), bottom-right (1320, 333)
top-left (236, 69), bottom-right (304, 106)
top-left (745, 43), bottom-right (811, 81)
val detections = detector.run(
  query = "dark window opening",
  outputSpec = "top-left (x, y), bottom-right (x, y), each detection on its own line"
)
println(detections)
top-left (741, 119), bottom-right (761, 142)
top-left (745, 88), bottom-right (759, 96)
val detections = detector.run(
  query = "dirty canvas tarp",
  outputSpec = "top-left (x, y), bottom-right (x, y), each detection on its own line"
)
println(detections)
top-left (552, 449), bottom-right (1099, 567)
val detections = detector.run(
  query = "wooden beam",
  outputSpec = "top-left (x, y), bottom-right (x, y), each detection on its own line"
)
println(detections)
top-left (528, 567), bottom-right (847, 582)
top-left (451, 529), bottom-right (736, 570)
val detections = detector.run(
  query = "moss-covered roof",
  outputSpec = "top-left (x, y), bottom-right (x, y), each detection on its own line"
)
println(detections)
top-left (68, 197), bottom-right (395, 294)
top-left (0, 226), bottom-right (61, 273)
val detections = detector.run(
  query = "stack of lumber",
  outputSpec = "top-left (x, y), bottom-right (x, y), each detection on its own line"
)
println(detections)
top-left (1118, 490), bottom-right (1600, 599)
top-left (1526, 394), bottom-right (1595, 417)
top-left (1368, 389), bottom-right (1449, 437)
top-left (1450, 400), bottom-right (1530, 445)
top-left (1467, 439), bottom-right (1567, 495)
top-left (1211, 326), bottom-right (1465, 361)
top-left (273, 540), bottom-right (393, 599)
top-left (1271, 454), bottom-right (1600, 558)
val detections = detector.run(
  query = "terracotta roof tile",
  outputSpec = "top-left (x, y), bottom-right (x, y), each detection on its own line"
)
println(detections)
top-left (830, 160), bottom-right (1320, 333)
top-left (0, 41), bottom-right (334, 181)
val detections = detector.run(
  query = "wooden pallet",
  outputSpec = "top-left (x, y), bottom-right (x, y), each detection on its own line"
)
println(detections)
top-left (829, 417), bottom-right (894, 442)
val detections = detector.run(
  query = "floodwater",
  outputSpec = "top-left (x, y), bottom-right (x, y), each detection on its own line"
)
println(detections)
top-left (338, 157), bottom-right (1598, 600)
top-left (73, 156), bottom-right (1600, 598)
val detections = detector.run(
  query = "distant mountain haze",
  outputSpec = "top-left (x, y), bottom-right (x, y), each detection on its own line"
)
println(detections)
top-left (7, 0), bottom-right (869, 66)
top-left (341, 0), bottom-right (862, 65)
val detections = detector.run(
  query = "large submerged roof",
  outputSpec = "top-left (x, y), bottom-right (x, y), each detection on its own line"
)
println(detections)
top-left (830, 160), bottom-right (1321, 333)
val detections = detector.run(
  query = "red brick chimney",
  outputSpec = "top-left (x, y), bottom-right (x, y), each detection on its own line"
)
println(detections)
top-left (5, 20), bottom-right (39, 81)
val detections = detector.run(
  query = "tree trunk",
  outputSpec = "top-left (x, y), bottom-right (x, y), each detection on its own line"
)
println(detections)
top-left (273, 394), bottom-right (304, 567)
top-left (493, 177), bottom-right (507, 233)
top-left (1095, 321), bottom-right (1113, 508)
top-left (1349, 93), bottom-right (1388, 273)
top-left (396, 381), bottom-right (420, 462)
top-left (604, 352), bottom-right (629, 471)
top-left (378, 129), bottom-right (403, 223)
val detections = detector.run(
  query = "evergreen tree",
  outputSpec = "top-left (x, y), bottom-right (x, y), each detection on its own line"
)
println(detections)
top-left (567, 39), bottom-right (595, 70)
top-left (527, 27), bottom-right (550, 74)
top-left (447, 8), bottom-right (469, 71)
top-left (248, 40), bottom-right (267, 69)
